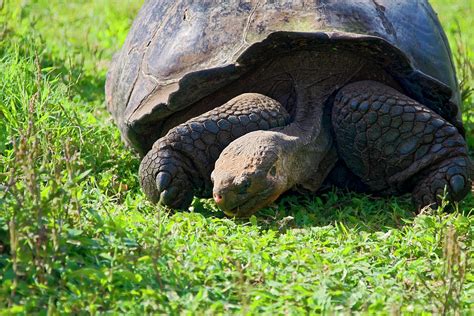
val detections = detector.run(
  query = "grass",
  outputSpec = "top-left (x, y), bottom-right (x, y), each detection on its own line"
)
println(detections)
top-left (0, 0), bottom-right (472, 314)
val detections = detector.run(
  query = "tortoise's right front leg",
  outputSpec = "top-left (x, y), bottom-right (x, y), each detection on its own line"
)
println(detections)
top-left (139, 93), bottom-right (290, 209)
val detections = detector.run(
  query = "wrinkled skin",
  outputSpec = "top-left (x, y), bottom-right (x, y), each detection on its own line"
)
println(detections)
top-left (211, 132), bottom-right (290, 217)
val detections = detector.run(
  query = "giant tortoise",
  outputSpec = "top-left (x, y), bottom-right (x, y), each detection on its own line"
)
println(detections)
top-left (106, 0), bottom-right (471, 217)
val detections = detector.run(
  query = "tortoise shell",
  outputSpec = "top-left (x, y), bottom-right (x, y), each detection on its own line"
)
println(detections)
top-left (106, 0), bottom-right (461, 155)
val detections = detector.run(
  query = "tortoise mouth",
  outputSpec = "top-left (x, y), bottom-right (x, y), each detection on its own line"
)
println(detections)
top-left (220, 187), bottom-right (276, 218)
top-left (222, 198), bottom-right (259, 218)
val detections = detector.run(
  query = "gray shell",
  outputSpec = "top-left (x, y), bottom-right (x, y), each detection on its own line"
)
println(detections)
top-left (106, 0), bottom-right (461, 154)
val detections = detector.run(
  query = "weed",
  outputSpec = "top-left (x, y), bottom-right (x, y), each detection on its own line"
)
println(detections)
top-left (0, 0), bottom-right (472, 314)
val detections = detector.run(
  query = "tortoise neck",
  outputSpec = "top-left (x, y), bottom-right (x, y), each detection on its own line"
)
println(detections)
top-left (274, 109), bottom-right (336, 190)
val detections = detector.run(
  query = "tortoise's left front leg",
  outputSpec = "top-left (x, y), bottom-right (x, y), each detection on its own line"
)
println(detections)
top-left (332, 80), bottom-right (471, 209)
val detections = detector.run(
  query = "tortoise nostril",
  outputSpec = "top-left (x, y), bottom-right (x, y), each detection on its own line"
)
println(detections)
top-left (213, 193), bottom-right (223, 204)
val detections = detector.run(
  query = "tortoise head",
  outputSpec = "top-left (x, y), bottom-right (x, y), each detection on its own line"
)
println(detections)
top-left (211, 131), bottom-right (290, 218)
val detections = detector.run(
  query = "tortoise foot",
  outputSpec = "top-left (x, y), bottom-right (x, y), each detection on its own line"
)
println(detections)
top-left (412, 156), bottom-right (471, 209)
top-left (332, 80), bottom-right (472, 208)
top-left (140, 148), bottom-right (195, 209)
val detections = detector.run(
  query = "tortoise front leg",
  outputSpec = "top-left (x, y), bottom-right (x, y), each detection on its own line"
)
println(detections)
top-left (332, 80), bottom-right (471, 209)
top-left (139, 93), bottom-right (290, 209)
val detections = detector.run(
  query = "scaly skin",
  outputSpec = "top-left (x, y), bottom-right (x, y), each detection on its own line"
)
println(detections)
top-left (332, 81), bottom-right (471, 208)
top-left (139, 93), bottom-right (290, 209)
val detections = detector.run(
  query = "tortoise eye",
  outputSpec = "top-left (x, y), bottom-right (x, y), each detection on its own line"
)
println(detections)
top-left (269, 166), bottom-right (277, 177)
top-left (239, 179), bottom-right (251, 194)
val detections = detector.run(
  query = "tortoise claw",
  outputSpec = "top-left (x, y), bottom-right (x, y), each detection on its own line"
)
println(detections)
top-left (140, 149), bottom-right (195, 210)
top-left (412, 156), bottom-right (471, 209)
top-left (156, 171), bottom-right (172, 192)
